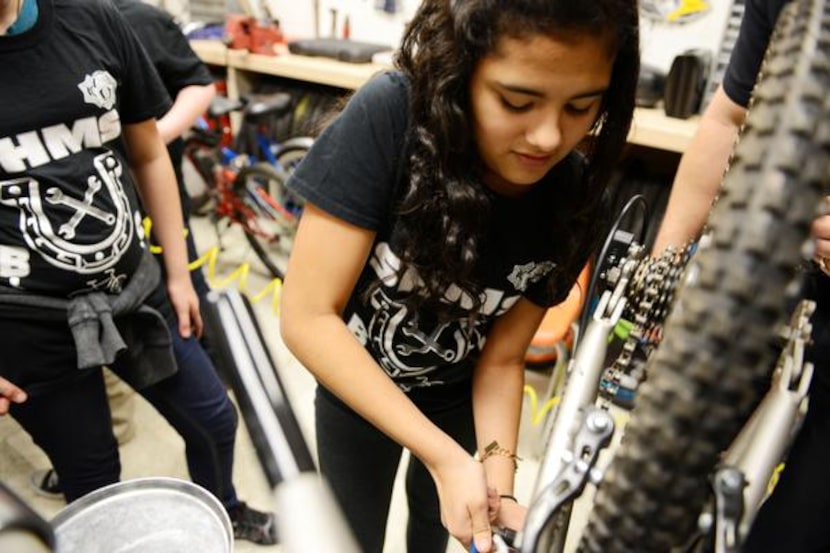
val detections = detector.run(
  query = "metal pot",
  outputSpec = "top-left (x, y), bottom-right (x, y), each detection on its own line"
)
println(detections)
top-left (52, 477), bottom-right (233, 553)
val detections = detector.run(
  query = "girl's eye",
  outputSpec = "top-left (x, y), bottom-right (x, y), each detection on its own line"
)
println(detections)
top-left (565, 102), bottom-right (597, 115)
top-left (500, 97), bottom-right (532, 112)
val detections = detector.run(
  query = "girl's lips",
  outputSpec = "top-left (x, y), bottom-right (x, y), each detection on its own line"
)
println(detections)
top-left (515, 152), bottom-right (554, 166)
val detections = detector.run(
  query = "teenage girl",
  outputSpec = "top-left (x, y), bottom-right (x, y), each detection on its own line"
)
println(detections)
top-left (280, 1), bottom-right (640, 551)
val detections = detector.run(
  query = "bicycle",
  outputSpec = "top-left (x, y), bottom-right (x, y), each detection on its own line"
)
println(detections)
top-left (181, 93), bottom-right (314, 280)
top-left (516, 1), bottom-right (830, 551)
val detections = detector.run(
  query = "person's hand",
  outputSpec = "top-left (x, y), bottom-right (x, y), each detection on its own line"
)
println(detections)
top-left (428, 449), bottom-right (494, 552)
top-left (0, 376), bottom-right (27, 415)
top-left (494, 495), bottom-right (526, 537)
top-left (812, 196), bottom-right (830, 275)
top-left (166, 276), bottom-right (203, 339)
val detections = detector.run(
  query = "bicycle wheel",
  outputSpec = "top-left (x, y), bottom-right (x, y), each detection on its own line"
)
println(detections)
top-left (232, 162), bottom-right (299, 280)
top-left (578, 1), bottom-right (830, 550)
top-left (182, 139), bottom-right (221, 216)
top-left (272, 139), bottom-right (312, 219)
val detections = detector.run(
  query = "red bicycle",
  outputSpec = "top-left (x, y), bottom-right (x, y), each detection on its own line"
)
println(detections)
top-left (182, 93), bottom-right (313, 280)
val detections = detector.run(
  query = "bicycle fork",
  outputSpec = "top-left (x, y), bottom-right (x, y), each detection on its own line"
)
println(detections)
top-left (520, 270), bottom-right (630, 552)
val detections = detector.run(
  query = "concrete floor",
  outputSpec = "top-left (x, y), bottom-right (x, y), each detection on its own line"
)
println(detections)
top-left (0, 216), bottom-right (606, 553)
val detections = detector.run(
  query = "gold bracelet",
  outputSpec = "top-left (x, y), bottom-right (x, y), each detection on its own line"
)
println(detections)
top-left (475, 440), bottom-right (521, 472)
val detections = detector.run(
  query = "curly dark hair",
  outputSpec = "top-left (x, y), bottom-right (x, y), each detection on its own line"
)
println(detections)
top-left (391, 0), bottom-right (639, 319)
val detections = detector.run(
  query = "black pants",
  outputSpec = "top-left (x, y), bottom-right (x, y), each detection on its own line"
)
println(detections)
top-left (314, 383), bottom-right (476, 553)
top-left (744, 271), bottom-right (830, 552)
top-left (4, 312), bottom-right (240, 508)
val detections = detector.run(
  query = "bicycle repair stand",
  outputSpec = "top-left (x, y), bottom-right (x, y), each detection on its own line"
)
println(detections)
top-left (204, 288), bottom-right (360, 552)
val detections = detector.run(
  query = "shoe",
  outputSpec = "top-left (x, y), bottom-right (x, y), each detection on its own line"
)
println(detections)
top-left (228, 502), bottom-right (277, 545)
top-left (29, 468), bottom-right (63, 500)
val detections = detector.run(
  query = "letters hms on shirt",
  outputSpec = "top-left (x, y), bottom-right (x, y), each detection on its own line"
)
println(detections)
top-left (0, 110), bottom-right (121, 173)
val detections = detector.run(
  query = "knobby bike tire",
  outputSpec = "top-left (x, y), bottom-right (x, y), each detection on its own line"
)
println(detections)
top-left (578, 1), bottom-right (830, 550)
top-left (233, 162), bottom-right (294, 281)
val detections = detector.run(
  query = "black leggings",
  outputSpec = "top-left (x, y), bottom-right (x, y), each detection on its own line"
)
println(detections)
top-left (314, 384), bottom-right (476, 553)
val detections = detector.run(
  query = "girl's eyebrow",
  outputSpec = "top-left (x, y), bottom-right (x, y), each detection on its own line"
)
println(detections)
top-left (572, 88), bottom-right (608, 100)
top-left (497, 82), bottom-right (545, 97)
top-left (497, 81), bottom-right (608, 100)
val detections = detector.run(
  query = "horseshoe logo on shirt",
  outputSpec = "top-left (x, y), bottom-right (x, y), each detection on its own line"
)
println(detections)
top-left (0, 152), bottom-right (134, 274)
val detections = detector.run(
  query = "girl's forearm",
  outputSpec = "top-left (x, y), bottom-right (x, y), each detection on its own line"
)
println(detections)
top-left (282, 311), bottom-right (465, 467)
top-left (473, 359), bottom-right (525, 494)
top-left (132, 154), bottom-right (190, 282)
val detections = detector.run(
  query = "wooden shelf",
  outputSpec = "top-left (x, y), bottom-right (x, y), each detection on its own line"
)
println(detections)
top-left (190, 39), bottom-right (229, 66)
top-left (226, 49), bottom-right (388, 90)
top-left (630, 107), bottom-right (698, 154)
top-left (191, 39), bottom-right (699, 154)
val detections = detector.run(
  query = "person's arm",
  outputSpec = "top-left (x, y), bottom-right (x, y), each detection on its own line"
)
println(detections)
top-left (123, 119), bottom-right (201, 338)
top-left (156, 83), bottom-right (216, 145)
top-left (651, 86), bottom-right (747, 253)
top-left (472, 297), bottom-right (546, 532)
top-left (0, 376), bottom-right (26, 415)
top-left (812, 202), bottom-right (830, 262)
top-left (280, 204), bottom-right (497, 553)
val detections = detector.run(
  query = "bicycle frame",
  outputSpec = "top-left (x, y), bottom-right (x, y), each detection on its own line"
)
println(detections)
top-left (520, 265), bottom-right (630, 553)
top-left (520, 242), bottom-right (814, 553)
top-left (182, 95), bottom-right (312, 280)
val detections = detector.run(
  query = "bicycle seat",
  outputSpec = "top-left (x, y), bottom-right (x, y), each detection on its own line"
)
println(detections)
top-left (208, 96), bottom-right (245, 118)
top-left (243, 93), bottom-right (293, 125)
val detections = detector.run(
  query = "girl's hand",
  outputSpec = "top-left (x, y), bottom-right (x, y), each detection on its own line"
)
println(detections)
top-left (0, 376), bottom-right (27, 415)
top-left (494, 496), bottom-right (526, 537)
top-left (811, 196), bottom-right (830, 271)
top-left (166, 276), bottom-right (203, 339)
top-left (429, 450), bottom-right (494, 552)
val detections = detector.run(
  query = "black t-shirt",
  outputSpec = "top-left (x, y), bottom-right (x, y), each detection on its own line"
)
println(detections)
top-left (0, 0), bottom-right (171, 296)
top-left (112, 0), bottom-right (214, 212)
top-left (722, 0), bottom-right (788, 107)
top-left (288, 71), bottom-right (591, 391)
top-left (112, 0), bottom-right (213, 105)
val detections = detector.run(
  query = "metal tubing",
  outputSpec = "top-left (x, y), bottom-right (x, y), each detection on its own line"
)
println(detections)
top-left (527, 290), bottom-right (625, 551)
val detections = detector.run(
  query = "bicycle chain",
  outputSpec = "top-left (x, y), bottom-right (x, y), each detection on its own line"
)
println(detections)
top-left (600, 242), bottom-right (695, 405)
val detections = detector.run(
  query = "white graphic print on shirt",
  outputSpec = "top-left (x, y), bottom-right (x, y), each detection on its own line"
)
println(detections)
top-left (348, 241), bottom-right (552, 390)
top-left (78, 70), bottom-right (118, 111)
top-left (0, 152), bottom-right (135, 283)
top-left (0, 71), bottom-right (138, 293)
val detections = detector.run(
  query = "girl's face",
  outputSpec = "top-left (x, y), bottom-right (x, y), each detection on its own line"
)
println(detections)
top-left (469, 31), bottom-right (614, 196)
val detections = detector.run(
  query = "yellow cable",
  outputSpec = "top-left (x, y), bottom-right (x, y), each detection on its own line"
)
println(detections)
top-left (523, 384), bottom-right (564, 426)
top-left (534, 396), bottom-right (561, 426)
top-left (143, 217), bottom-right (284, 315)
top-left (524, 385), bottom-right (539, 424)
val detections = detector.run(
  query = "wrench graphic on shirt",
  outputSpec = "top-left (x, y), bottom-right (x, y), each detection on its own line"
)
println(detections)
top-left (396, 325), bottom-right (457, 361)
top-left (45, 177), bottom-right (116, 239)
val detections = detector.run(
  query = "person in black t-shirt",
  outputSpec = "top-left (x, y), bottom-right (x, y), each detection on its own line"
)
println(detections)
top-left (0, 0), bottom-right (275, 545)
top-left (655, 1), bottom-right (830, 551)
top-left (280, 1), bottom-right (640, 551)
top-left (112, 0), bottom-right (216, 299)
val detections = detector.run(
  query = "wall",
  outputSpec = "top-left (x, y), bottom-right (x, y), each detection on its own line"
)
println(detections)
top-left (265, 0), bottom-right (733, 74)
top-left (262, 0), bottom-right (418, 45)
top-left (639, 1), bottom-right (733, 73)
top-left (187, 0), bottom-right (735, 76)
